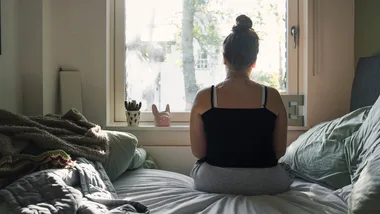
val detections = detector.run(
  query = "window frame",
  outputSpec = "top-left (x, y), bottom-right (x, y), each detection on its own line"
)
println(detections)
top-left (112, 0), bottom-right (303, 124)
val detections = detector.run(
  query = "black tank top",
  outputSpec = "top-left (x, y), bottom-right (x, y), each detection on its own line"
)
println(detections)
top-left (201, 85), bottom-right (278, 168)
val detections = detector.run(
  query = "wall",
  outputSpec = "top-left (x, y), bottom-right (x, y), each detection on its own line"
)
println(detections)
top-left (46, 0), bottom-right (109, 125)
top-left (17, 0), bottom-right (58, 115)
top-left (1, 0), bottom-right (60, 116)
top-left (18, 0), bottom-right (44, 115)
top-left (0, 0), bottom-right (22, 113)
top-left (42, 0), bottom-right (59, 115)
top-left (304, 0), bottom-right (355, 127)
top-left (16, 0), bottom-right (108, 125)
top-left (355, 0), bottom-right (380, 61)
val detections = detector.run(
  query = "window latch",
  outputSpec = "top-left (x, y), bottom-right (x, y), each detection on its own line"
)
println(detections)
top-left (291, 26), bottom-right (298, 49)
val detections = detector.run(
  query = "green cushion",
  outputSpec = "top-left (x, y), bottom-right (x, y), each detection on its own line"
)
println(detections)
top-left (129, 148), bottom-right (159, 170)
top-left (103, 131), bottom-right (138, 182)
top-left (129, 148), bottom-right (148, 170)
top-left (279, 106), bottom-right (371, 189)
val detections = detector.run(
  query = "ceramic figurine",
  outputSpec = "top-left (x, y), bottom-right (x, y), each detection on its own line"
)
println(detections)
top-left (152, 104), bottom-right (171, 127)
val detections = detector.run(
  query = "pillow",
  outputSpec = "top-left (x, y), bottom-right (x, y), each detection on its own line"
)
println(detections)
top-left (345, 95), bottom-right (380, 183)
top-left (102, 131), bottom-right (138, 181)
top-left (349, 146), bottom-right (380, 214)
top-left (129, 148), bottom-right (148, 170)
top-left (128, 148), bottom-right (158, 170)
top-left (279, 106), bottom-right (371, 189)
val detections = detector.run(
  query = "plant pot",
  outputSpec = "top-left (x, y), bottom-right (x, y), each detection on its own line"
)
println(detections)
top-left (126, 110), bottom-right (141, 127)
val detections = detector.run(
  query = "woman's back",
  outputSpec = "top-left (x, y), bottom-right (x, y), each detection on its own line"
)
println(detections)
top-left (201, 81), bottom-right (278, 168)
top-left (191, 79), bottom-right (292, 195)
top-left (192, 78), bottom-right (287, 164)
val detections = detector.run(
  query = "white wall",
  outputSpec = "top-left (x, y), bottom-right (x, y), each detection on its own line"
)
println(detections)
top-left (18, 0), bottom-right (44, 115)
top-left (304, 0), bottom-right (355, 127)
top-left (16, 0), bottom-right (108, 125)
top-left (2, 0), bottom-right (59, 116)
top-left (45, 0), bottom-right (108, 125)
top-left (42, 0), bottom-right (59, 115)
top-left (0, 0), bottom-right (22, 113)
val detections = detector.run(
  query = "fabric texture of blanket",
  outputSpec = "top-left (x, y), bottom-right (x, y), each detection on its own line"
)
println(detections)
top-left (0, 108), bottom-right (110, 188)
top-left (0, 157), bottom-right (149, 214)
top-left (0, 108), bottom-right (109, 162)
top-left (0, 149), bottom-right (74, 176)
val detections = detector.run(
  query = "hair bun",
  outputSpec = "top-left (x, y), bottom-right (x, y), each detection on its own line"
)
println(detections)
top-left (232, 15), bottom-right (253, 33)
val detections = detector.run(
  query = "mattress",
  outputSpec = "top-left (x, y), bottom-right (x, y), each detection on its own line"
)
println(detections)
top-left (113, 169), bottom-right (348, 214)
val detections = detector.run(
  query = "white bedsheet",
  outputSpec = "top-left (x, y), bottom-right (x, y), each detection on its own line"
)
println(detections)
top-left (113, 169), bottom-right (347, 214)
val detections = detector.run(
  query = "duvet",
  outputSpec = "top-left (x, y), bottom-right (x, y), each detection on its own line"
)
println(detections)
top-left (0, 158), bottom-right (149, 214)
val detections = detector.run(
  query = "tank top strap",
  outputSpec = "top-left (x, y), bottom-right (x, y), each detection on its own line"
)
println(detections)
top-left (262, 85), bottom-right (268, 108)
top-left (213, 85), bottom-right (218, 108)
top-left (210, 85), bottom-right (215, 108)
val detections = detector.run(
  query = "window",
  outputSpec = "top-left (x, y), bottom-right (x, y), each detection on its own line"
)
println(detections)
top-left (166, 44), bottom-right (172, 54)
top-left (196, 50), bottom-right (208, 70)
top-left (113, 0), bottom-right (301, 123)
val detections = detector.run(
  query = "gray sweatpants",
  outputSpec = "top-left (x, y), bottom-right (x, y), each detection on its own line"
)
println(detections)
top-left (190, 162), bottom-right (294, 196)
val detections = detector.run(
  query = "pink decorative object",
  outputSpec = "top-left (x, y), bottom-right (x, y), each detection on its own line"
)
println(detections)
top-left (152, 104), bottom-right (171, 127)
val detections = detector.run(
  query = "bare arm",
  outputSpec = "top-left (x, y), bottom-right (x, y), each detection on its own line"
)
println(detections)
top-left (190, 91), bottom-right (207, 159)
top-left (271, 89), bottom-right (288, 159)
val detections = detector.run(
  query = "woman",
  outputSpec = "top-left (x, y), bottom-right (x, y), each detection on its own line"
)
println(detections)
top-left (190, 15), bottom-right (293, 196)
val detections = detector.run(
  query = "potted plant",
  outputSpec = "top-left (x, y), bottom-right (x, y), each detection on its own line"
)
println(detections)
top-left (124, 100), bottom-right (142, 127)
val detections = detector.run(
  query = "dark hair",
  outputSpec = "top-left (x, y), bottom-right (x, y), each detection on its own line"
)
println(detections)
top-left (223, 15), bottom-right (259, 71)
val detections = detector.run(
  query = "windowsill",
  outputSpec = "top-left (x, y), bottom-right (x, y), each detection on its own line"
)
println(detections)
top-left (105, 122), bottom-right (310, 132)
top-left (105, 122), bottom-right (309, 146)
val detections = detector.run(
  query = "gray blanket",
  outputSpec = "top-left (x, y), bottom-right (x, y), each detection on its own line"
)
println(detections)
top-left (0, 157), bottom-right (149, 214)
top-left (0, 108), bottom-right (109, 162)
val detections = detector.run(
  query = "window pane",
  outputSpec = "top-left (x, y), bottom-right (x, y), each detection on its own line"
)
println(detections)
top-left (125, 0), bottom-right (288, 112)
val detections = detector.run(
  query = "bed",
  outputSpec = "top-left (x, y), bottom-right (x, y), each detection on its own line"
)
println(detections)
top-left (113, 169), bottom-right (347, 214)
top-left (109, 54), bottom-right (380, 214)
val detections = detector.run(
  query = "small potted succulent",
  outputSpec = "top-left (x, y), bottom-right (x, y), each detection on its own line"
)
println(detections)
top-left (124, 100), bottom-right (142, 127)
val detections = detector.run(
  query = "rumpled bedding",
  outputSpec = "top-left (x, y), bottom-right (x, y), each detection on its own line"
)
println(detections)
top-left (0, 108), bottom-right (110, 188)
top-left (0, 108), bottom-right (109, 162)
top-left (0, 109), bottom-right (151, 213)
top-left (280, 96), bottom-right (380, 214)
top-left (0, 157), bottom-right (149, 214)
top-left (279, 106), bottom-right (371, 190)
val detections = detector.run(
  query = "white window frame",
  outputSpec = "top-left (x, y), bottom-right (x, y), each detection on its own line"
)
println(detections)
top-left (111, 0), bottom-right (303, 124)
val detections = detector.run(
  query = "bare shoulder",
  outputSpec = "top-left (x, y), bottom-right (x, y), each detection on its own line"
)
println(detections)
top-left (192, 86), bottom-right (212, 113)
top-left (195, 86), bottom-right (212, 103)
top-left (196, 86), bottom-right (211, 99)
top-left (266, 86), bottom-right (285, 115)
top-left (267, 86), bottom-right (282, 100)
